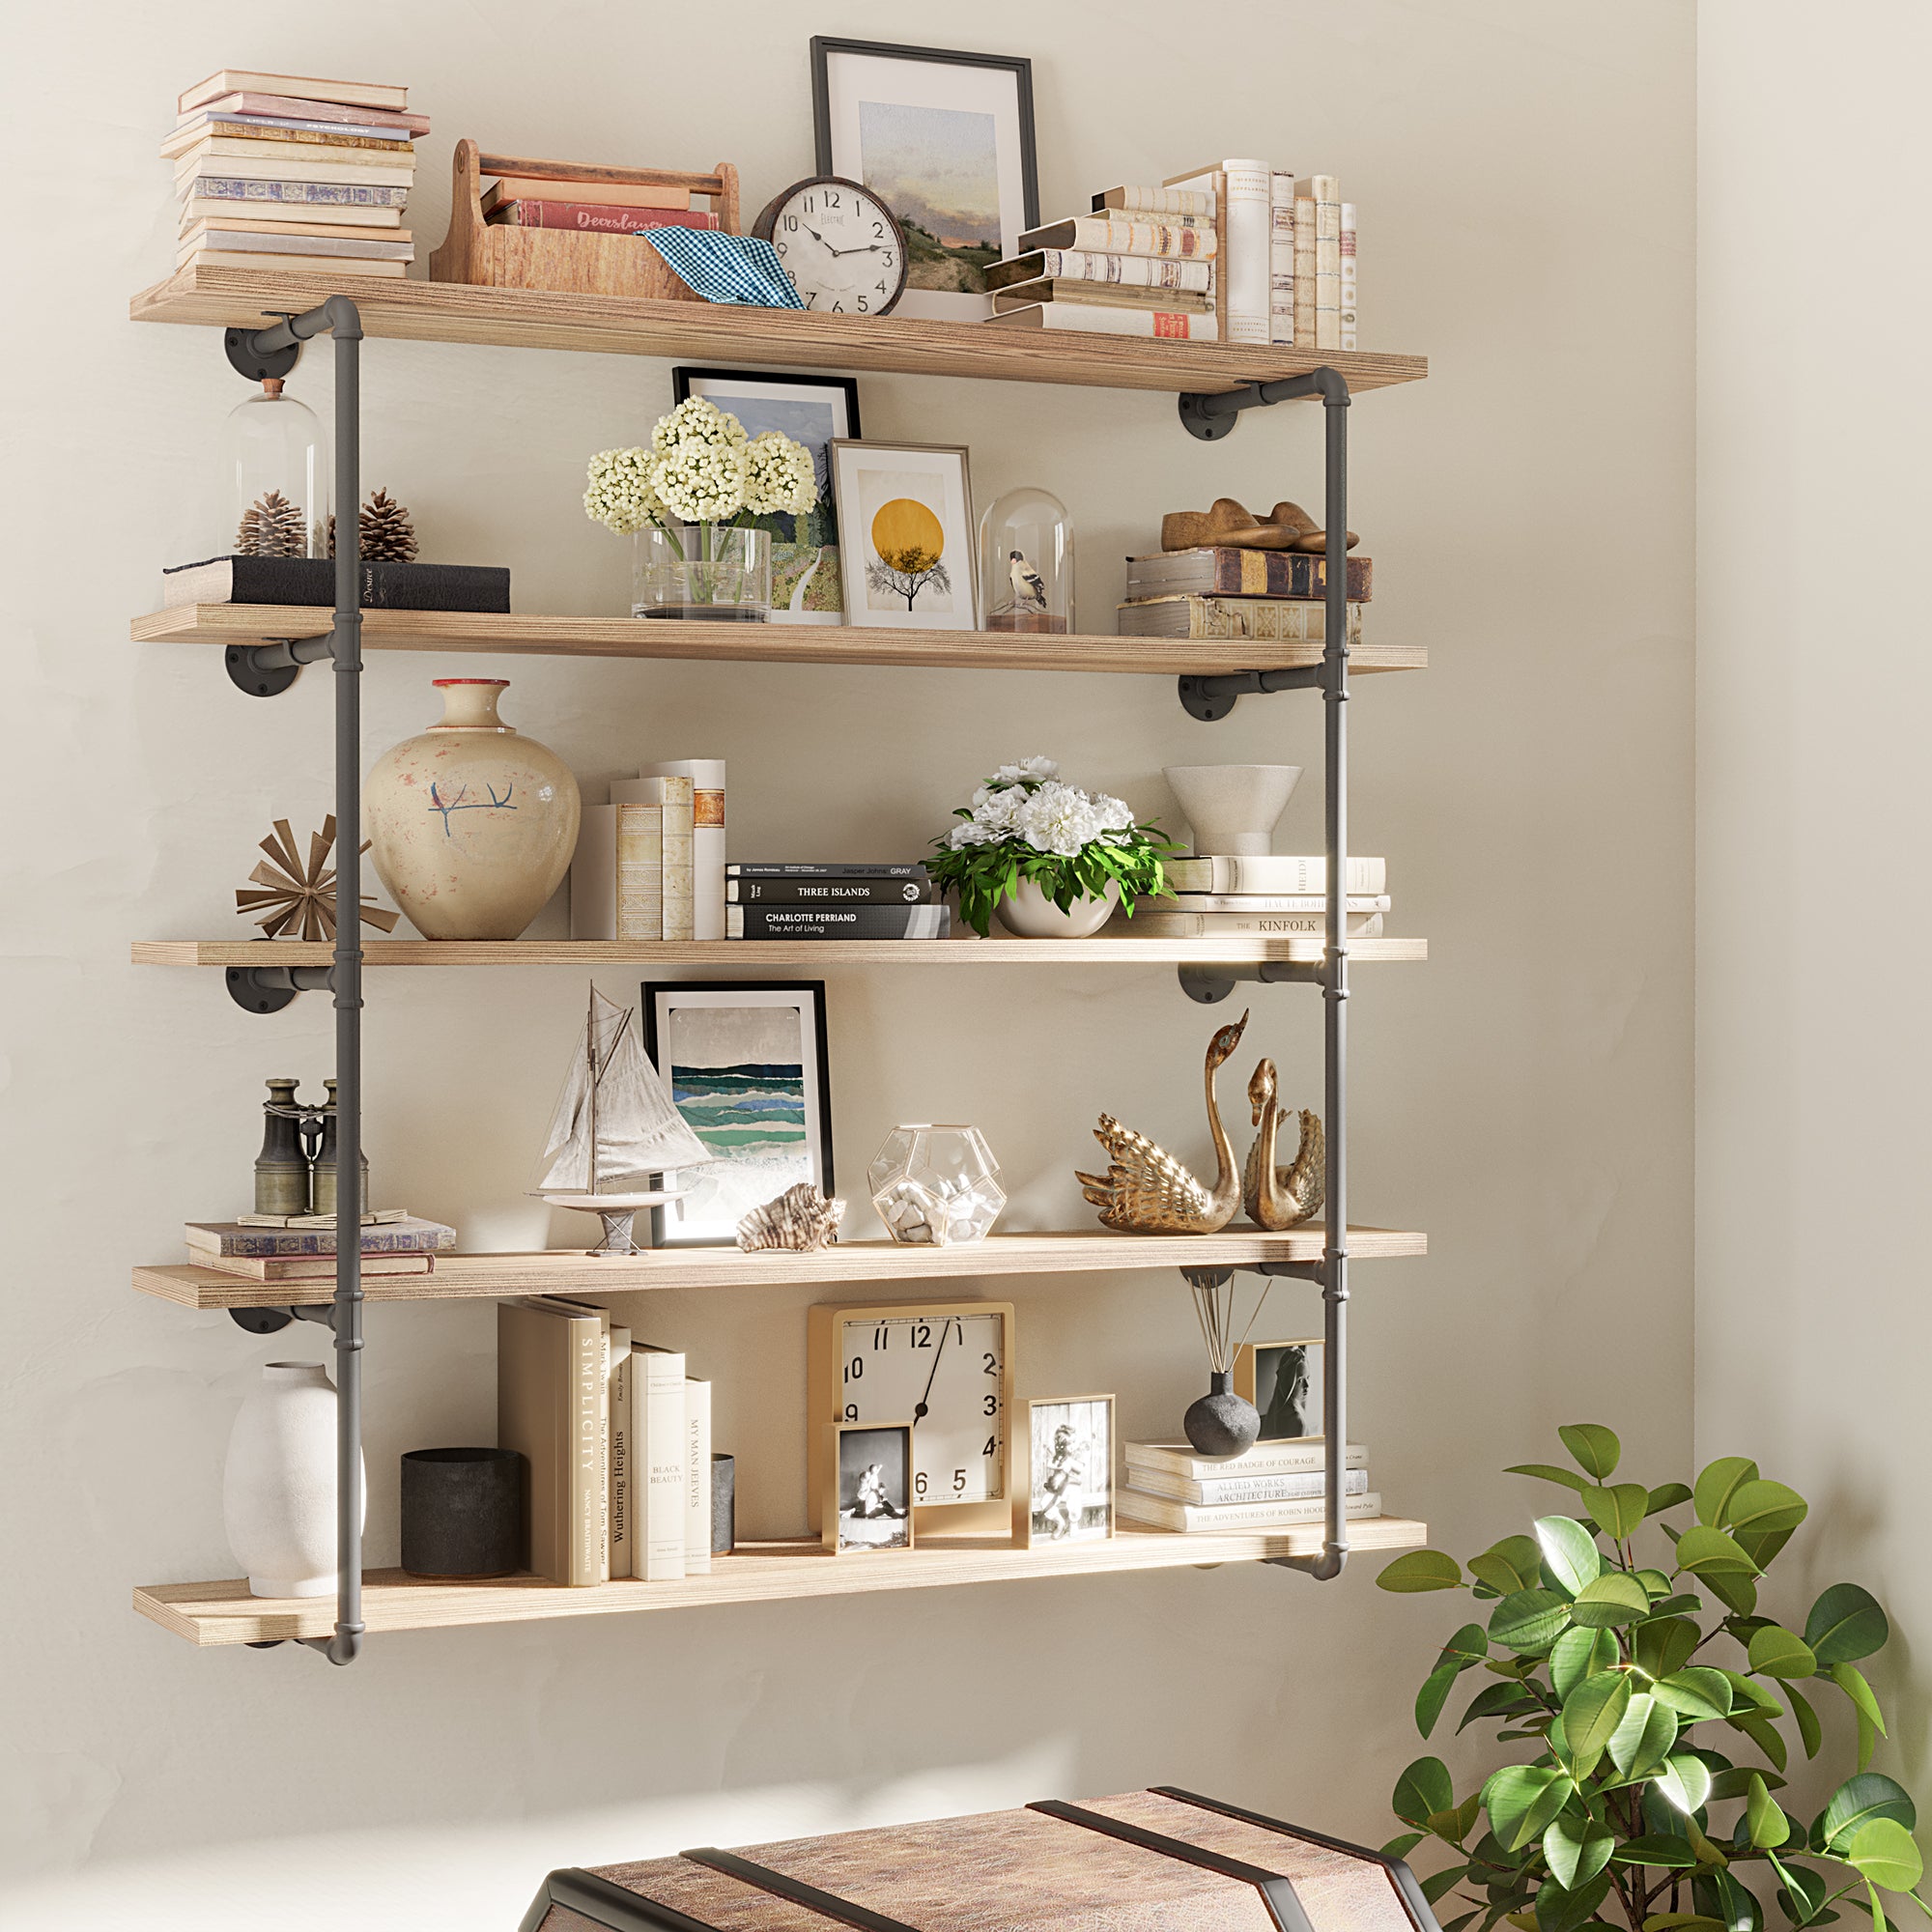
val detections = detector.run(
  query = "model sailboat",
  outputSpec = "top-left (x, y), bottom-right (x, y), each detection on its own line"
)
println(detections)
top-left (537, 987), bottom-right (712, 1253)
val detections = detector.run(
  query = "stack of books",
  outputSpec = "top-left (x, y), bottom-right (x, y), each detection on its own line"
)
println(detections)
top-left (1118, 1437), bottom-right (1379, 1533)
top-left (498, 1298), bottom-right (712, 1586)
top-left (573, 761), bottom-right (727, 942)
top-left (1122, 854), bottom-right (1392, 940)
top-left (1118, 544), bottom-right (1371, 643)
top-left (985, 184), bottom-right (1219, 339)
top-left (184, 1212), bottom-right (455, 1284)
top-left (480, 162), bottom-right (721, 236)
top-left (166, 70), bottom-right (426, 279)
top-left (725, 864), bottom-right (951, 940)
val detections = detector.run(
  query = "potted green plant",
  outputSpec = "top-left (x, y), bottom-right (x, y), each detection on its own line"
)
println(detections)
top-left (925, 757), bottom-right (1176, 939)
top-left (1376, 1424), bottom-right (1928, 1932)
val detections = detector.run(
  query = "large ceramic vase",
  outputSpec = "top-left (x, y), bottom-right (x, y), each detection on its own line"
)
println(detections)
top-left (223, 1362), bottom-right (366, 1598)
top-left (1161, 765), bottom-right (1302, 857)
top-left (993, 877), bottom-right (1120, 939)
top-left (364, 679), bottom-right (581, 940)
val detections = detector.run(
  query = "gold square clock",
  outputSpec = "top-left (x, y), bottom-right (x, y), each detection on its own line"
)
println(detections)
top-left (807, 1298), bottom-right (1014, 1534)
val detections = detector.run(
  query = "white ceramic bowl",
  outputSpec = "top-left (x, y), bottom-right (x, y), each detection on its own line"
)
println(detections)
top-left (1160, 764), bottom-right (1302, 857)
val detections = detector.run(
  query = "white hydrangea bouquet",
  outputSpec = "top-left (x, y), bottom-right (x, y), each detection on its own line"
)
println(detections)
top-left (926, 757), bottom-right (1177, 937)
top-left (584, 397), bottom-right (817, 611)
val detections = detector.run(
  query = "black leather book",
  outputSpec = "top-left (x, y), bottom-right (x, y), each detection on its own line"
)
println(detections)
top-left (161, 554), bottom-right (511, 612)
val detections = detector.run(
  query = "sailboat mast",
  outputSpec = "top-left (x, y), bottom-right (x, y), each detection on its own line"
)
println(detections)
top-left (585, 981), bottom-right (599, 1196)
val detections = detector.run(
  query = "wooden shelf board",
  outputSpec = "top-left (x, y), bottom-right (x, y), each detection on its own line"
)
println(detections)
top-left (133, 1226), bottom-right (1426, 1310)
top-left (133, 1520), bottom-right (1430, 1645)
top-left (131, 936), bottom-right (1427, 967)
top-left (132, 605), bottom-right (1427, 678)
top-left (130, 265), bottom-right (1428, 396)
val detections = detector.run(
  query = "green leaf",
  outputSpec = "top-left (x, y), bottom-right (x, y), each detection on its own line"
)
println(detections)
top-left (1637, 1568), bottom-right (1676, 1600)
top-left (1805, 1584), bottom-right (1890, 1666)
top-left (1724, 1669), bottom-right (1784, 1715)
top-left (1636, 1618), bottom-right (1704, 1681)
top-left (1847, 1821), bottom-right (1924, 1894)
top-left (1620, 1834), bottom-right (1703, 1868)
top-left (1562, 1670), bottom-right (1634, 1775)
top-left (1544, 1815), bottom-right (1616, 1894)
top-left (1644, 1918), bottom-right (1727, 1931)
top-left (1582, 1482), bottom-right (1651, 1541)
top-left (1730, 1709), bottom-right (1789, 1774)
top-left (1571, 1572), bottom-right (1652, 1628)
top-left (1867, 1883), bottom-right (1889, 1932)
top-left (1417, 1662), bottom-right (1463, 1739)
top-left (1748, 1775), bottom-right (1792, 1849)
top-left (1654, 1668), bottom-right (1735, 1721)
top-left (1710, 1767), bottom-right (1785, 1802)
top-left (1655, 1754), bottom-right (1716, 1816)
top-left (1508, 1463), bottom-right (1591, 1495)
top-left (1725, 1480), bottom-right (1809, 1539)
top-left (1490, 1589), bottom-right (1574, 1655)
top-left (1535, 1869), bottom-right (1612, 1932)
top-left (1551, 1626), bottom-right (1619, 1699)
top-left (1706, 1867), bottom-right (1764, 1932)
top-left (1461, 1682), bottom-right (1542, 1732)
top-left (1382, 1832), bottom-right (1425, 1861)
top-left (1472, 1537), bottom-right (1548, 1597)
top-left (1694, 1458), bottom-right (1760, 1528)
top-left (1748, 1626), bottom-right (1819, 1681)
top-left (1832, 1663), bottom-right (1889, 1759)
top-left (1422, 1865), bottom-right (1472, 1905)
top-left (1652, 1593), bottom-right (1712, 1620)
top-left (1485, 1766), bottom-right (1574, 1854)
top-left (1676, 1525), bottom-right (1760, 1577)
top-left (1706, 1571), bottom-right (1760, 1618)
top-left (1772, 1857), bottom-right (1832, 1926)
top-left (1612, 1692), bottom-right (1681, 1778)
top-left (1395, 1756), bottom-right (1457, 1828)
top-left (1536, 1517), bottom-right (1604, 1596)
top-left (1788, 1682), bottom-right (1823, 1761)
top-left (1819, 1776), bottom-right (1918, 1852)
top-left (1734, 1525), bottom-right (1797, 1574)
top-left (1559, 1424), bottom-right (1622, 1480)
top-left (1380, 1549), bottom-right (1466, 1593)
top-left (1649, 1483), bottom-right (1695, 1518)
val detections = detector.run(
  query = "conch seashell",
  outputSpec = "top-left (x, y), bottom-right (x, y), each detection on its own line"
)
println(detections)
top-left (735, 1182), bottom-right (845, 1252)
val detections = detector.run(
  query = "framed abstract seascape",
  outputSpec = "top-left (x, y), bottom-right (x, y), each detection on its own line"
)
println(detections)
top-left (829, 439), bottom-right (977, 629)
top-left (810, 37), bottom-right (1038, 323)
top-left (670, 367), bottom-right (861, 626)
top-left (642, 980), bottom-right (834, 1246)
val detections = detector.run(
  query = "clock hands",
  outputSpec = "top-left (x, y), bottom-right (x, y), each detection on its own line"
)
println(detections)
top-left (912, 1319), bottom-right (953, 1422)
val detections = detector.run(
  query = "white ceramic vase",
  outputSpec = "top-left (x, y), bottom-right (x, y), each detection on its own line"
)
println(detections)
top-left (994, 876), bottom-right (1120, 939)
top-left (1161, 764), bottom-right (1302, 857)
top-left (364, 678), bottom-right (582, 940)
top-left (223, 1361), bottom-right (365, 1599)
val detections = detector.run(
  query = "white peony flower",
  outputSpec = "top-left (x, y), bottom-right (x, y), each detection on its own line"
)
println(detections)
top-left (992, 756), bottom-right (1059, 786)
top-left (947, 820), bottom-right (994, 847)
top-left (1017, 781), bottom-right (1103, 857)
top-left (969, 783), bottom-right (1028, 835)
top-left (652, 441), bottom-right (748, 524)
top-left (743, 433), bottom-right (818, 516)
top-left (1090, 790), bottom-right (1136, 835)
top-left (651, 395), bottom-right (748, 457)
top-left (582, 446), bottom-right (668, 534)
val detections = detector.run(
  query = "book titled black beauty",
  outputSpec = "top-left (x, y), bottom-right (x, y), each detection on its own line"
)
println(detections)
top-left (162, 554), bottom-right (511, 612)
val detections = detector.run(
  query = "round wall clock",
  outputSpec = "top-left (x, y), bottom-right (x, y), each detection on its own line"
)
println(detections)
top-left (753, 175), bottom-right (909, 316)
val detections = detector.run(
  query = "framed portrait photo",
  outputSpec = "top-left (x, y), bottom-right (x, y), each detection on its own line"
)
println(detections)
top-left (1013, 1394), bottom-right (1115, 1548)
top-left (641, 980), bottom-right (833, 1246)
top-left (824, 1420), bottom-right (916, 1554)
top-left (671, 368), bottom-right (861, 626)
top-left (1235, 1340), bottom-right (1325, 1442)
top-left (829, 439), bottom-right (977, 629)
top-left (810, 37), bottom-right (1038, 323)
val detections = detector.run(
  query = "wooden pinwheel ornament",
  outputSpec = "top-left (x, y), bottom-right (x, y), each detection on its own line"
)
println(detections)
top-left (237, 816), bottom-right (400, 941)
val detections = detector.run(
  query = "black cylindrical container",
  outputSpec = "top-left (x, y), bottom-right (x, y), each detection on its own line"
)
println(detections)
top-left (401, 1447), bottom-right (523, 1577)
top-left (711, 1452), bottom-right (735, 1554)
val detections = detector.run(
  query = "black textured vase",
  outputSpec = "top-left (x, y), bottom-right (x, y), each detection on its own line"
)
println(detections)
top-left (711, 1452), bottom-right (735, 1554)
top-left (400, 1447), bottom-right (522, 1577)
top-left (1183, 1371), bottom-right (1261, 1459)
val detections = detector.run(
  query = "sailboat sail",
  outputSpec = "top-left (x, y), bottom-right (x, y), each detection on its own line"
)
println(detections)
top-left (539, 989), bottom-right (711, 1191)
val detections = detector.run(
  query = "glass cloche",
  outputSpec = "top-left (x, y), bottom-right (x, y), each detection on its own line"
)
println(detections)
top-left (980, 486), bottom-right (1072, 634)
top-left (868, 1124), bottom-right (1007, 1246)
top-left (224, 377), bottom-right (329, 558)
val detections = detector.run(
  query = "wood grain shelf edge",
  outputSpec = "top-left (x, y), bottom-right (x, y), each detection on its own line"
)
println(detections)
top-left (133, 1521), bottom-right (1432, 1644)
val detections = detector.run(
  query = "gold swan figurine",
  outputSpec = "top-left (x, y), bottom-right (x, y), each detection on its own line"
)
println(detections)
top-left (1242, 1058), bottom-right (1325, 1230)
top-left (1076, 1010), bottom-right (1250, 1234)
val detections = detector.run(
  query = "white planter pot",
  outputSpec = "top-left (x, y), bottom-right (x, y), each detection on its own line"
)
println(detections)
top-left (994, 876), bottom-right (1120, 939)
top-left (1161, 764), bottom-right (1302, 857)
top-left (223, 1361), bottom-right (365, 1599)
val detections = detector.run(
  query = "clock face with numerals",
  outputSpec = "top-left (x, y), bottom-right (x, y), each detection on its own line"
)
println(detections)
top-left (753, 176), bottom-right (909, 316)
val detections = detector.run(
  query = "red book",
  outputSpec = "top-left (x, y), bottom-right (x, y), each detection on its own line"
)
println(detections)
top-left (486, 200), bottom-right (722, 234)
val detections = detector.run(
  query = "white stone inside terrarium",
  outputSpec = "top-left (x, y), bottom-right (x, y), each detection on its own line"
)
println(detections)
top-left (867, 1124), bottom-right (1007, 1245)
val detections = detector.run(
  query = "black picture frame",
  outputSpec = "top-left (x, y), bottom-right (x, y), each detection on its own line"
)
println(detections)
top-left (642, 979), bottom-right (834, 1247)
top-left (670, 367), bottom-right (863, 439)
top-left (810, 35), bottom-right (1040, 238)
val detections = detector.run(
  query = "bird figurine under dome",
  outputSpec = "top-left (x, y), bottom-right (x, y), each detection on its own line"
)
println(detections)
top-left (1009, 549), bottom-right (1049, 613)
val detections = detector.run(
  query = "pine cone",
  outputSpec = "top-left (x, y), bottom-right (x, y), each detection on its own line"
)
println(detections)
top-left (359, 488), bottom-right (418, 562)
top-left (236, 490), bottom-right (310, 557)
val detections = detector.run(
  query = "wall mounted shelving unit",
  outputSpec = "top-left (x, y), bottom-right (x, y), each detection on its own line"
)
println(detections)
top-left (128, 265), bottom-right (1430, 1662)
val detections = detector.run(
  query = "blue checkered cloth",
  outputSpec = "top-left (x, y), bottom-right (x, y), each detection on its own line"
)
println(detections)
top-left (643, 229), bottom-right (806, 309)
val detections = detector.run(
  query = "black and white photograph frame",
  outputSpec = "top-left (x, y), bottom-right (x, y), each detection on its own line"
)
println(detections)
top-left (641, 980), bottom-right (834, 1246)
top-left (810, 36), bottom-right (1039, 324)
top-left (1012, 1394), bottom-right (1115, 1548)
top-left (823, 1420), bottom-right (917, 1554)
top-left (670, 368), bottom-right (862, 626)
top-left (1235, 1340), bottom-right (1325, 1442)
top-left (829, 439), bottom-right (978, 630)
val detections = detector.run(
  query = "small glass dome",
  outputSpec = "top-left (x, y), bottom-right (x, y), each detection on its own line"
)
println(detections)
top-left (980, 486), bottom-right (1072, 634)
top-left (224, 377), bottom-right (329, 558)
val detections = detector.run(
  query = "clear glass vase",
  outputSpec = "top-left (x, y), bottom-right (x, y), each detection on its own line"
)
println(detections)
top-left (632, 525), bottom-right (771, 621)
top-left (868, 1124), bottom-right (1007, 1246)
top-left (980, 486), bottom-right (1073, 634)
top-left (224, 377), bottom-right (329, 559)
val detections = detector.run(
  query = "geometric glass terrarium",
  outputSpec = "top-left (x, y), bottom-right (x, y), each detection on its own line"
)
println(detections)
top-left (867, 1124), bottom-right (1007, 1245)
top-left (223, 377), bottom-right (329, 558)
top-left (979, 486), bottom-right (1072, 634)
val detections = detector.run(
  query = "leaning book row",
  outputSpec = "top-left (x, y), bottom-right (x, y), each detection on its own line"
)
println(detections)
top-left (1118, 1438), bottom-right (1381, 1533)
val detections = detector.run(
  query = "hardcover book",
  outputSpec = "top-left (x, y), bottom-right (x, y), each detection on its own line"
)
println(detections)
top-left (160, 556), bottom-right (510, 612)
top-left (985, 304), bottom-right (1216, 339)
top-left (1015, 213), bottom-right (1217, 259)
top-left (1092, 185), bottom-right (1217, 216)
top-left (179, 71), bottom-right (411, 116)
top-left (725, 877), bottom-right (939, 905)
top-left (984, 249), bottom-right (1213, 295)
top-left (190, 1252), bottom-right (433, 1283)
top-left (1162, 855), bottom-right (1387, 895)
top-left (177, 177), bottom-right (412, 208)
top-left (631, 762), bottom-right (725, 941)
top-left (726, 862), bottom-right (928, 879)
top-left (632, 1346), bottom-right (687, 1581)
top-left (1123, 549), bottom-right (1373, 602)
top-left (486, 200), bottom-right (720, 234)
top-left (497, 1298), bottom-right (606, 1586)
top-left (1115, 1489), bottom-right (1381, 1533)
top-left (1127, 1466), bottom-right (1372, 1506)
top-left (991, 280), bottom-right (1211, 315)
top-left (185, 1214), bottom-right (455, 1257)
top-left (190, 92), bottom-right (432, 134)
top-left (1116, 910), bottom-right (1382, 938)
top-left (1116, 596), bottom-right (1364, 642)
top-left (726, 904), bottom-right (952, 940)
top-left (1124, 1439), bottom-right (1369, 1481)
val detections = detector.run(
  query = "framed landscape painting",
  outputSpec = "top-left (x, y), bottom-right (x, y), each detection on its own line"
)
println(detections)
top-left (811, 38), bottom-right (1038, 323)
top-left (641, 980), bottom-right (834, 1246)
top-left (671, 367), bottom-right (861, 626)
top-left (829, 439), bottom-right (978, 629)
